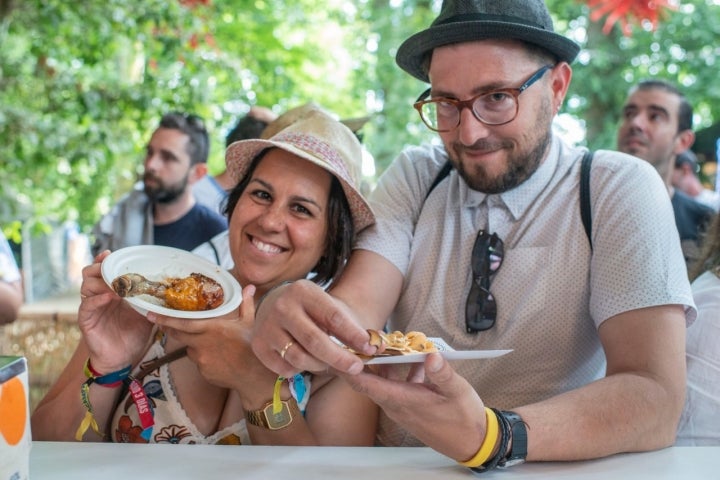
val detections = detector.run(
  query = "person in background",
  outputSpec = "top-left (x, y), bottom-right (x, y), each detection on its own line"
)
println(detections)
top-left (676, 213), bottom-right (720, 445)
top-left (193, 106), bottom-right (278, 214)
top-left (250, 0), bottom-right (691, 472)
top-left (0, 230), bottom-right (23, 324)
top-left (31, 110), bottom-right (377, 447)
top-left (672, 149), bottom-right (720, 212)
top-left (90, 112), bottom-right (227, 256)
top-left (617, 80), bottom-right (716, 266)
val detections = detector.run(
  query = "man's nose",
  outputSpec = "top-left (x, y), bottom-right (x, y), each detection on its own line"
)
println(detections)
top-left (145, 153), bottom-right (161, 171)
top-left (627, 113), bottom-right (647, 130)
top-left (457, 107), bottom-right (491, 145)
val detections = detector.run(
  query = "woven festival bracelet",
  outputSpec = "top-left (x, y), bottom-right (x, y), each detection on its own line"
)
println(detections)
top-left (75, 358), bottom-right (133, 441)
top-left (84, 358), bottom-right (132, 388)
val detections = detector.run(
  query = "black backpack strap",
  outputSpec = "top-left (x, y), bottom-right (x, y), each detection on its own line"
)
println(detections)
top-left (133, 346), bottom-right (189, 382)
top-left (580, 150), bottom-right (594, 250)
top-left (426, 161), bottom-right (453, 200)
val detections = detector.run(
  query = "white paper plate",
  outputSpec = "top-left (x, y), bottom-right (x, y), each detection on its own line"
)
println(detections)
top-left (364, 348), bottom-right (513, 364)
top-left (335, 336), bottom-right (513, 364)
top-left (101, 245), bottom-right (242, 319)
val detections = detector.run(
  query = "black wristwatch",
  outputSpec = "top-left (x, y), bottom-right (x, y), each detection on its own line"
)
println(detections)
top-left (499, 411), bottom-right (527, 467)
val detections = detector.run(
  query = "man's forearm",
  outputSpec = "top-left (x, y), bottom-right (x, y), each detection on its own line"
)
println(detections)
top-left (517, 372), bottom-right (684, 461)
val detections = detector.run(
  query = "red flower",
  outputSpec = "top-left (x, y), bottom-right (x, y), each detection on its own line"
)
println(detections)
top-left (188, 33), bottom-right (199, 50)
top-left (586, 0), bottom-right (678, 36)
top-left (179, 0), bottom-right (211, 8)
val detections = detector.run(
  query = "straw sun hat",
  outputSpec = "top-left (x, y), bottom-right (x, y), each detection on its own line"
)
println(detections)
top-left (225, 109), bottom-right (375, 232)
top-left (260, 102), bottom-right (369, 140)
top-left (396, 0), bottom-right (581, 83)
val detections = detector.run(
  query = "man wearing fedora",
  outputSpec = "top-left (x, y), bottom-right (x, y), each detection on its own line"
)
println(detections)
top-left (250, 0), bottom-right (692, 471)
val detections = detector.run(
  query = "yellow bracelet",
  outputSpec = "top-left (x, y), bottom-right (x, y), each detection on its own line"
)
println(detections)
top-left (459, 407), bottom-right (500, 468)
top-left (272, 376), bottom-right (285, 414)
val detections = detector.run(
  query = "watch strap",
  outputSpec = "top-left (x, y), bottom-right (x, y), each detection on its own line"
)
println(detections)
top-left (499, 410), bottom-right (527, 467)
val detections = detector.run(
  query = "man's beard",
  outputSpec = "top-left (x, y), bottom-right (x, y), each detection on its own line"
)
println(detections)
top-left (449, 97), bottom-right (554, 194)
top-left (144, 172), bottom-right (189, 204)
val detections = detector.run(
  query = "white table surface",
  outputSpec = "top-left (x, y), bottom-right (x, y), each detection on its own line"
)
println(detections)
top-left (29, 442), bottom-right (720, 479)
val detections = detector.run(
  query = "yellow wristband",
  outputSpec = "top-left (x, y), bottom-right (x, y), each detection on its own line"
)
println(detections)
top-left (459, 407), bottom-right (500, 468)
top-left (272, 376), bottom-right (285, 414)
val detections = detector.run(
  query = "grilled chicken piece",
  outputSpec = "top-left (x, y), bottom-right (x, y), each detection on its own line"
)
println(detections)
top-left (112, 272), bottom-right (224, 311)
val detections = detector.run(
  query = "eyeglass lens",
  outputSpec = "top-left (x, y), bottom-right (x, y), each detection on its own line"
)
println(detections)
top-left (465, 230), bottom-right (504, 333)
top-left (416, 65), bottom-right (552, 132)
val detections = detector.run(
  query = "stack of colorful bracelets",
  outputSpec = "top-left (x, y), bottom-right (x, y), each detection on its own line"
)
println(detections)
top-left (76, 358), bottom-right (154, 442)
top-left (458, 407), bottom-right (527, 472)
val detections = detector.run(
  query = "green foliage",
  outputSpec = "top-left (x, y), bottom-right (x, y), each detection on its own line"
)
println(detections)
top-left (0, 0), bottom-right (378, 234)
top-left (1, 0), bottom-right (212, 231)
top-left (2, 0), bottom-right (720, 238)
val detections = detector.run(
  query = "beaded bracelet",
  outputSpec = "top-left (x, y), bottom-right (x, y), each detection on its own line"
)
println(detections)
top-left (458, 407), bottom-right (500, 467)
top-left (75, 359), bottom-right (132, 441)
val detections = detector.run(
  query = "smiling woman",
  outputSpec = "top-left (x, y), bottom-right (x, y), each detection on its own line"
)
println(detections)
top-left (30, 108), bottom-right (378, 450)
top-left (225, 151), bottom-right (333, 292)
top-left (223, 113), bottom-right (373, 291)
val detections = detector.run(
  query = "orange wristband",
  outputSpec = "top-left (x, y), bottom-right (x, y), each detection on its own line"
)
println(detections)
top-left (459, 407), bottom-right (500, 468)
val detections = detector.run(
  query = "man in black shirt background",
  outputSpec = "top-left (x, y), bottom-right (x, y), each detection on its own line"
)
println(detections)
top-left (617, 80), bottom-right (715, 267)
top-left (91, 112), bottom-right (227, 256)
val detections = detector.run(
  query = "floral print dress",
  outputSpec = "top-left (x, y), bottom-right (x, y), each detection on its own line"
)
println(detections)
top-left (110, 340), bottom-right (250, 445)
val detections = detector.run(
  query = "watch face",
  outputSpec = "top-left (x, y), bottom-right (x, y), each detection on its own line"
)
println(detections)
top-left (263, 403), bottom-right (293, 430)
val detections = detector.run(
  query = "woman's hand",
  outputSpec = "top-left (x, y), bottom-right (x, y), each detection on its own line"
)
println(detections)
top-left (77, 251), bottom-right (153, 373)
top-left (149, 284), bottom-right (278, 397)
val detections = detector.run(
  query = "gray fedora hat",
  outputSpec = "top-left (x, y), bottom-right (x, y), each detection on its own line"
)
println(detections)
top-left (397, 0), bottom-right (581, 83)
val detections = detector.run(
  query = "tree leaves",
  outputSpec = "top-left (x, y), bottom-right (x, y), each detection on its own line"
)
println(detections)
top-left (2, 0), bottom-right (719, 237)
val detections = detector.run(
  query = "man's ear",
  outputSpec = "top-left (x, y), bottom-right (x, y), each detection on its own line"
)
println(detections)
top-left (189, 163), bottom-right (208, 185)
top-left (674, 130), bottom-right (696, 155)
top-left (550, 62), bottom-right (572, 113)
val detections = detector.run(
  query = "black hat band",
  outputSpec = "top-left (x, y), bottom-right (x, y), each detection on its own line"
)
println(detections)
top-left (435, 13), bottom-right (549, 31)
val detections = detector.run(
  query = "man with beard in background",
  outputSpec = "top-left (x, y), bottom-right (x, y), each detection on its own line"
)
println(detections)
top-left (91, 112), bottom-right (227, 256)
top-left (617, 80), bottom-right (715, 267)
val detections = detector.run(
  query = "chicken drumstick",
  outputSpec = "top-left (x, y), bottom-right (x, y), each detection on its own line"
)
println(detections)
top-left (112, 272), bottom-right (224, 311)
